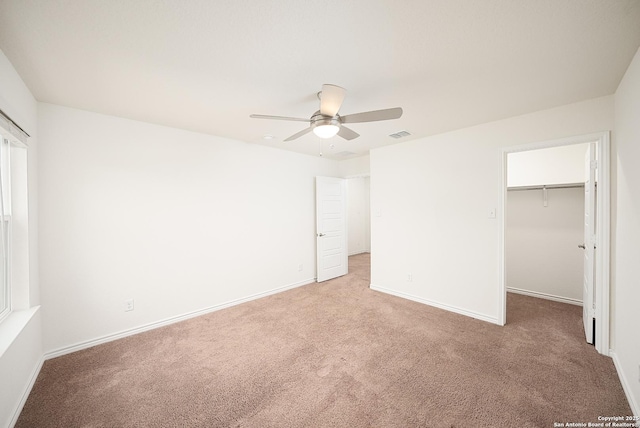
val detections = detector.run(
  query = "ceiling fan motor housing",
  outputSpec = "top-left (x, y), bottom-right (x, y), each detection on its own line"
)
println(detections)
top-left (311, 110), bottom-right (341, 128)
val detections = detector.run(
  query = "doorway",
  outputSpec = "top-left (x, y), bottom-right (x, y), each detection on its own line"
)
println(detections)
top-left (315, 175), bottom-right (371, 282)
top-left (346, 176), bottom-right (371, 257)
top-left (500, 132), bottom-right (610, 355)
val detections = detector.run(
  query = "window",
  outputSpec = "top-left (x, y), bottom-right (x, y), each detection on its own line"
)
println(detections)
top-left (0, 110), bottom-right (29, 323)
top-left (0, 135), bottom-right (11, 321)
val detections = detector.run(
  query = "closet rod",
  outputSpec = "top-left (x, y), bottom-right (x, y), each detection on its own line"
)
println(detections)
top-left (507, 182), bottom-right (585, 191)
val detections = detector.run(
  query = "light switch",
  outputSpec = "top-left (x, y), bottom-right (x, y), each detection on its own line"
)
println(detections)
top-left (488, 208), bottom-right (496, 219)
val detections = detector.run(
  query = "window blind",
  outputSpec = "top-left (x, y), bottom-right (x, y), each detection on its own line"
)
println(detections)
top-left (0, 108), bottom-right (29, 145)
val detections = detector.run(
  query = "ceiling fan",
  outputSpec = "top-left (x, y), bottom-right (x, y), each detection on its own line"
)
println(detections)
top-left (250, 84), bottom-right (403, 142)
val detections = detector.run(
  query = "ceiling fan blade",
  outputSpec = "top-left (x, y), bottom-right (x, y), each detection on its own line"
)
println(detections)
top-left (341, 107), bottom-right (403, 124)
top-left (319, 84), bottom-right (346, 117)
top-left (250, 114), bottom-right (310, 123)
top-left (284, 126), bottom-right (313, 142)
top-left (338, 125), bottom-right (360, 141)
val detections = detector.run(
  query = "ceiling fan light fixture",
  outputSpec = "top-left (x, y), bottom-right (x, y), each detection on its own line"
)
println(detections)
top-left (250, 84), bottom-right (403, 142)
top-left (313, 124), bottom-right (340, 139)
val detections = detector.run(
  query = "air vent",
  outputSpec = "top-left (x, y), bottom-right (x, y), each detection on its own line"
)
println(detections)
top-left (335, 151), bottom-right (357, 157)
top-left (389, 130), bottom-right (411, 139)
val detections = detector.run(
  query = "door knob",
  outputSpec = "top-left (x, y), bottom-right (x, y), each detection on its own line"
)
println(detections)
top-left (317, 233), bottom-right (325, 237)
top-left (578, 244), bottom-right (586, 249)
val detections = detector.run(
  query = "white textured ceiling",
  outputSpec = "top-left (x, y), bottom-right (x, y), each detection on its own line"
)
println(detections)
top-left (1, 0), bottom-right (639, 159)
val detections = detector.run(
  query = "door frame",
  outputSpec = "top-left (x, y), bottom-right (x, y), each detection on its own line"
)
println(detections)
top-left (499, 131), bottom-right (610, 355)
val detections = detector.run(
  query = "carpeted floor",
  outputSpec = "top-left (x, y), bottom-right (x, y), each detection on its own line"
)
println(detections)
top-left (17, 253), bottom-right (630, 427)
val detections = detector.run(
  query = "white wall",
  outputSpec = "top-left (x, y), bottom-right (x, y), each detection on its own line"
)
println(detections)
top-left (339, 154), bottom-right (370, 177)
top-left (370, 95), bottom-right (613, 324)
top-left (38, 103), bottom-right (339, 354)
top-left (612, 47), bottom-right (640, 415)
top-left (0, 50), bottom-right (42, 428)
top-left (347, 177), bottom-right (370, 256)
top-left (506, 187), bottom-right (584, 304)
top-left (507, 143), bottom-right (590, 187)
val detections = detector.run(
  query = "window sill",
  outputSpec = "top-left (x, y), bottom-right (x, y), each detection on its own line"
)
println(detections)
top-left (0, 306), bottom-right (39, 358)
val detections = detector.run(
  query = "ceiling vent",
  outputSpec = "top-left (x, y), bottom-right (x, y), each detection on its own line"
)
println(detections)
top-left (335, 151), bottom-right (357, 157)
top-left (389, 131), bottom-right (411, 139)
top-left (389, 130), bottom-right (411, 139)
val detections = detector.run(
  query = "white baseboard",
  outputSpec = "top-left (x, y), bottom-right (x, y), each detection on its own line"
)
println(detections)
top-left (507, 287), bottom-right (582, 306)
top-left (348, 250), bottom-right (371, 256)
top-left (370, 283), bottom-right (500, 325)
top-left (45, 277), bottom-right (316, 360)
top-left (9, 355), bottom-right (44, 428)
top-left (610, 350), bottom-right (640, 417)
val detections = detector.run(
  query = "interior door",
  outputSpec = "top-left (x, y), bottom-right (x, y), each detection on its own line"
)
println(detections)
top-left (582, 142), bottom-right (596, 344)
top-left (316, 177), bottom-right (348, 282)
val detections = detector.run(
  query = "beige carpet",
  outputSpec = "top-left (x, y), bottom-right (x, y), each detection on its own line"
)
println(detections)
top-left (17, 254), bottom-right (630, 427)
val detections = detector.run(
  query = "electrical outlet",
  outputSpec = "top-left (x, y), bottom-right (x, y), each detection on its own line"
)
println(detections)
top-left (124, 299), bottom-right (134, 312)
top-left (298, 264), bottom-right (303, 272)
top-left (407, 273), bottom-right (413, 282)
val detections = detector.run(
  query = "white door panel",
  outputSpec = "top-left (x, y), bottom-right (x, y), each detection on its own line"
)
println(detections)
top-left (316, 177), bottom-right (348, 282)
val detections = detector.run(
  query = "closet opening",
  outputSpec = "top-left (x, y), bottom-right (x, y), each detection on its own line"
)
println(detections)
top-left (500, 132), bottom-right (610, 355)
